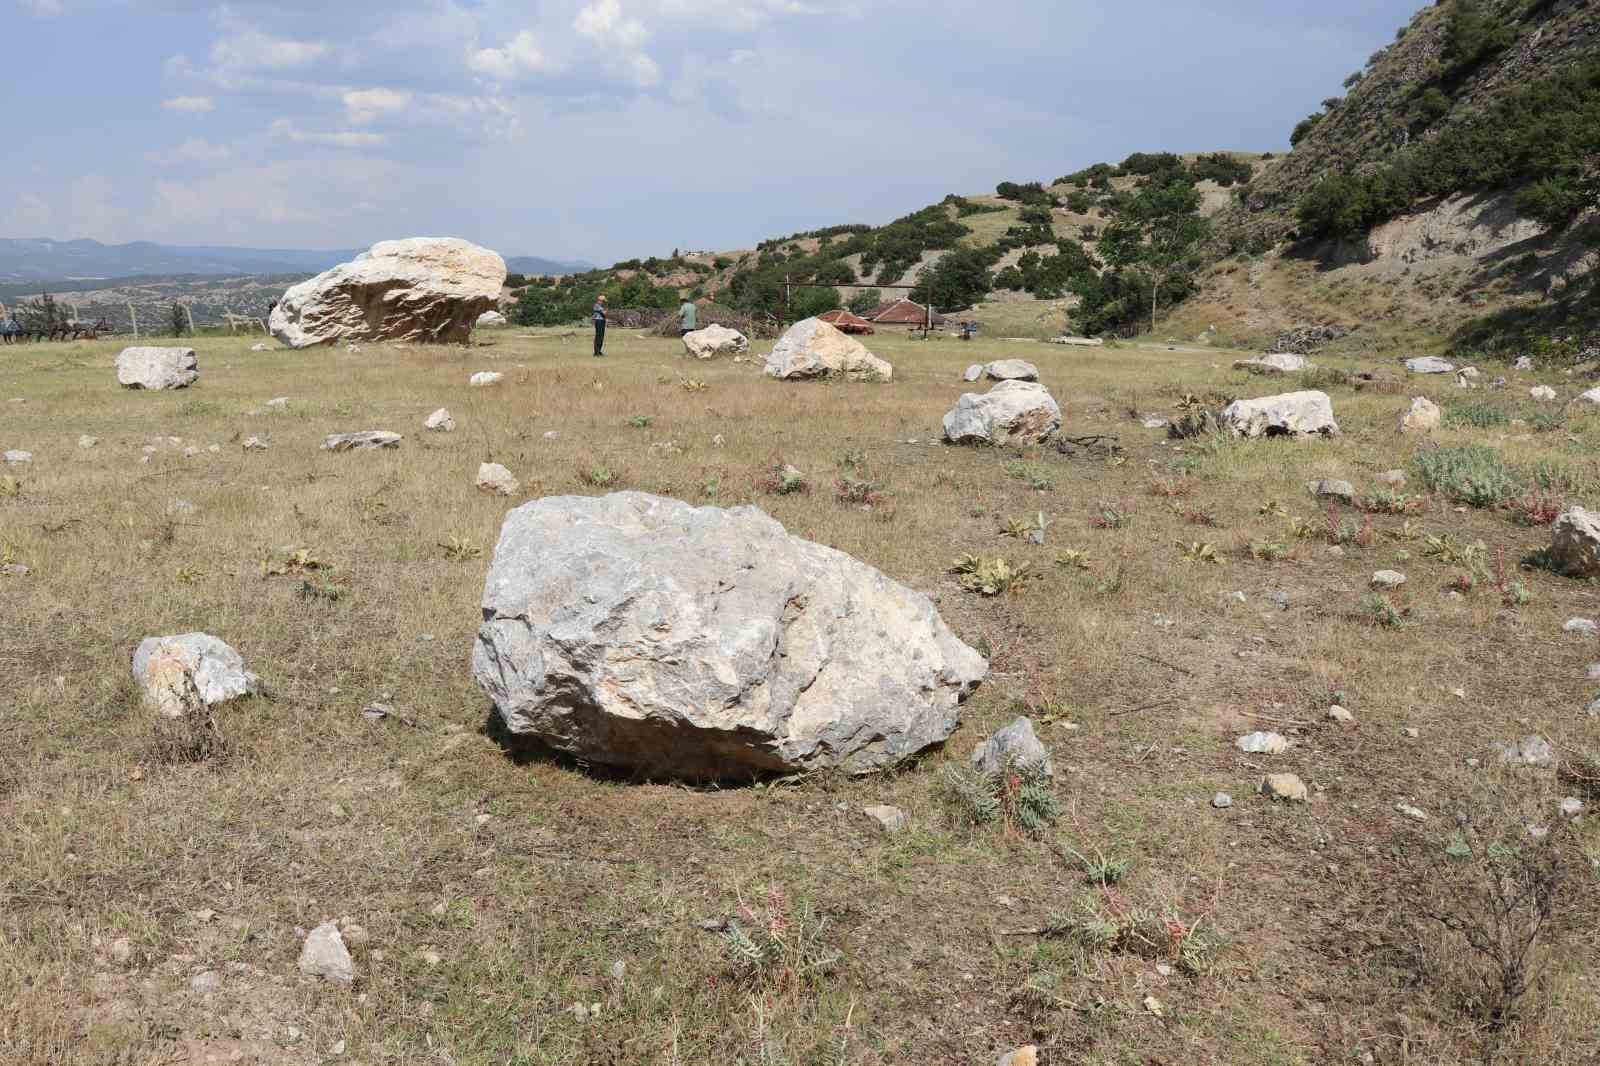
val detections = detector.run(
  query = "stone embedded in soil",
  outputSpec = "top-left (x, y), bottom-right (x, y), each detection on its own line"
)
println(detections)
top-left (1371, 570), bottom-right (1407, 589)
top-left (1327, 706), bottom-right (1355, 725)
top-left (973, 717), bottom-right (1053, 777)
top-left (1563, 617), bottom-right (1599, 637)
top-left (297, 921), bottom-right (356, 985)
top-left (1212, 792), bottom-right (1233, 809)
top-left (1259, 773), bottom-right (1308, 803)
top-left (861, 805), bottom-right (909, 833)
top-left (1492, 735), bottom-right (1556, 768)
top-left (1395, 803), bottom-right (1429, 822)
top-left (1235, 731), bottom-right (1290, 755)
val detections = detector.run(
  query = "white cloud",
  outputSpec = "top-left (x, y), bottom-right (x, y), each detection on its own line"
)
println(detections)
top-left (211, 30), bottom-right (329, 73)
top-left (344, 87), bottom-right (412, 124)
top-left (162, 96), bottom-right (214, 113)
top-left (575, 0), bottom-right (660, 88)
top-left (269, 118), bottom-right (384, 148)
top-left (468, 30), bottom-right (552, 81)
top-left (174, 137), bottom-right (232, 164)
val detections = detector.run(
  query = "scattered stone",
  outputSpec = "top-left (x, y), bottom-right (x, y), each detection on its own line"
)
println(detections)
top-left (78, 435), bottom-right (98, 449)
top-left (1395, 803), bottom-right (1429, 822)
top-left (1371, 570), bottom-right (1407, 589)
top-left (1233, 352), bottom-right (1309, 375)
top-left (3, 450), bottom-right (31, 464)
top-left (1531, 385), bottom-right (1558, 402)
top-left (861, 805), bottom-right (909, 833)
top-left (1266, 591), bottom-right (1290, 609)
top-left (1235, 731), bottom-right (1289, 755)
top-left (265, 396), bottom-right (289, 408)
top-left (1492, 735), bottom-right (1556, 768)
top-left (476, 310), bottom-right (508, 329)
top-left (1259, 773), bottom-right (1309, 803)
top-left (1327, 706), bottom-right (1355, 725)
top-left (1404, 356), bottom-right (1455, 374)
top-left (469, 371), bottom-right (503, 387)
top-left (682, 324), bottom-right (748, 359)
top-left (1143, 994), bottom-right (1165, 1017)
top-left (1221, 390), bottom-right (1339, 439)
top-left (1559, 797), bottom-right (1584, 818)
top-left (242, 436), bottom-right (268, 451)
top-left (476, 462), bottom-right (519, 496)
top-left (1142, 417), bottom-right (1169, 430)
top-left (250, 342), bottom-right (272, 352)
top-left (981, 359), bottom-right (1039, 381)
top-left (424, 407), bottom-right (455, 432)
top-left (1375, 469), bottom-right (1406, 486)
top-left (166, 498), bottom-right (197, 517)
top-left (1402, 728), bottom-right (1420, 738)
top-left (972, 717), bottom-right (1052, 778)
top-left (765, 317), bottom-right (893, 381)
top-left (297, 921), bottom-right (355, 985)
top-left (1563, 616), bottom-right (1600, 637)
top-left (943, 380), bottom-right (1062, 445)
top-left (1212, 792), bottom-right (1233, 809)
top-left (1399, 396), bottom-right (1441, 433)
top-left (322, 431), bottom-right (402, 452)
top-left (116, 347), bottom-right (199, 390)
top-left (1548, 509), bottom-right (1600, 578)
top-left (473, 492), bottom-right (986, 778)
top-left (190, 970), bottom-right (223, 995)
top-left (2, 562), bottom-right (31, 577)
top-left (132, 633), bottom-right (260, 718)
top-left (1305, 478), bottom-right (1355, 504)
top-left (962, 364), bottom-right (983, 382)
top-left (1514, 356), bottom-right (1534, 371)
top-left (270, 238), bottom-right (506, 348)
top-left (1050, 336), bottom-right (1103, 347)
top-left (609, 959), bottom-right (627, 981)
top-left (995, 1046), bottom-right (1039, 1066)
top-left (109, 937), bottom-right (134, 965)
top-left (1579, 386), bottom-right (1600, 407)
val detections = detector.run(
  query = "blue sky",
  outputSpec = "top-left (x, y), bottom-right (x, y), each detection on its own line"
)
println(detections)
top-left (2, 0), bottom-right (1415, 263)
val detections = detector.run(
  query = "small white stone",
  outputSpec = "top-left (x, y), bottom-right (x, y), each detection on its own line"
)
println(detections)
top-left (1395, 803), bottom-right (1428, 822)
top-left (1327, 706), bottom-right (1354, 725)
top-left (1402, 728), bottom-right (1420, 738)
top-left (1559, 797), bottom-right (1584, 818)
top-left (1211, 792), bottom-right (1233, 809)
top-left (190, 970), bottom-right (222, 994)
top-left (297, 921), bottom-right (356, 985)
top-left (4, 450), bottom-right (32, 464)
top-left (1564, 618), bottom-right (1599, 638)
top-left (1371, 570), bottom-right (1407, 589)
top-left (1235, 731), bottom-right (1289, 755)
top-left (469, 371), bottom-right (503, 387)
top-left (78, 435), bottom-right (99, 449)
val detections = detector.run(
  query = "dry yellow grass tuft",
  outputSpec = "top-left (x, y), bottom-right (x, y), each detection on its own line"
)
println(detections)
top-left (3, 328), bottom-right (1599, 1063)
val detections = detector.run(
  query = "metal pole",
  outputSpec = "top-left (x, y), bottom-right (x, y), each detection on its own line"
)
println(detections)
top-left (128, 303), bottom-right (138, 339)
top-left (783, 275), bottom-right (790, 327)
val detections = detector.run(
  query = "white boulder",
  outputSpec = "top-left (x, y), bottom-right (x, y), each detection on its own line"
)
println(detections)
top-left (269, 238), bottom-right (506, 349)
top-left (476, 310), bottom-right (509, 329)
top-left (469, 371), bottom-right (503, 387)
top-left (4, 450), bottom-right (31, 464)
top-left (1549, 507), bottom-right (1600, 578)
top-left (765, 318), bottom-right (893, 381)
top-left (476, 462), bottom-right (519, 496)
top-left (1399, 396), bottom-right (1442, 434)
top-left (682, 324), bottom-right (749, 359)
top-left (943, 380), bottom-right (1062, 445)
top-left (116, 347), bottom-right (198, 390)
top-left (472, 492), bottom-right (987, 779)
top-left (1233, 353), bottom-right (1309, 375)
top-left (1579, 387), bottom-right (1600, 407)
top-left (1405, 356), bottom-right (1456, 374)
top-left (424, 408), bottom-right (456, 432)
top-left (132, 633), bottom-right (260, 718)
top-left (297, 921), bottom-right (355, 985)
top-left (982, 359), bottom-right (1039, 382)
top-left (962, 364), bottom-right (983, 382)
top-left (1221, 390), bottom-right (1339, 439)
top-left (1531, 385), bottom-right (1557, 402)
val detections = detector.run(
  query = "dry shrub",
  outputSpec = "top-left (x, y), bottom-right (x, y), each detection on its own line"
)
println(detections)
top-left (145, 713), bottom-right (228, 766)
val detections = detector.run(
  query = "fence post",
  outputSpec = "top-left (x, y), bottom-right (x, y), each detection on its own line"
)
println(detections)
top-left (128, 303), bottom-right (138, 339)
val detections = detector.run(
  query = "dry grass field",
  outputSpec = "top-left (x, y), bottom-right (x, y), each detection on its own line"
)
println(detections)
top-left (4, 327), bottom-right (1600, 1066)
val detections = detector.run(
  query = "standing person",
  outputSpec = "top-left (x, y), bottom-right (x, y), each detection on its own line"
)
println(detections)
top-left (592, 294), bottom-right (607, 358)
top-left (677, 297), bottom-right (697, 337)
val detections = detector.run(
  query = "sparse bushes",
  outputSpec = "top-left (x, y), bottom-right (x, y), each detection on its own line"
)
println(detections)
top-left (941, 754), bottom-right (1059, 835)
top-left (1412, 445), bottom-right (1524, 507)
top-left (949, 555), bottom-right (1030, 596)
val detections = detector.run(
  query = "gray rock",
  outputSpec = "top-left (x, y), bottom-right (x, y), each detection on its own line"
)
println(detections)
top-left (1531, 385), bottom-right (1557, 402)
top-left (1563, 616), bottom-right (1600, 637)
top-left (424, 407), bottom-right (455, 432)
top-left (682, 324), bottom-right (748, 359)
top-left (942, 380), bottom-right (1062, 445)
top-left (242, 436), bottom-right (268, 451)
top-left (270, 238), bottom-right (505, 348)
top-left (1221, 391), bottom-right (1338, 439)
top-left (1399, 396), bottom-right (1441, 433)
top-left (1211, 792), bottom-right (1233, 809)
top-left (116, 347), bottom-right (198, 390)
top-left (3, 450), bottom-right (31, 464)
top-left (1142, 417), bottom-right (1169, 430)
top-left (1327, 706), bottom-right (1354, 725)
top-left (962, 364), bottom-right (983, 382)
top-left (476, 310), bottom-right (508, 328)
top-left (1514, 356), bottom-right (1534, 371)
top-left (77, 435), bottom-right (98, 449)
top-left (1549, 509), bottom-right (1600, 578)
top-left (1266, 591), bottom-right (1290, 609)
top-left (473, 492), bottom-right (986, 779)
top-left (861, 804), bottom-right (909, 833)
top-left (972, 717), bottom-right (1052, 778)
top-left (321, 431), bottom-right (401, 452)
top-left (983, 359), bottom-right (1039, 382)
top-left (1559, 797), bottom-right (1584, 818)
top-left (1492, 735), bottom-right (1556, 768)
top-left (132, 633), bottom-right (260, 718)
top-left (189, 970), bottom-right (223, 995)
top-left (1405, 356), bottom-right (1456, 374)
top-left (1579, 386), bottom-right (1600, 407)
top-left (1371, 570), bottom-right (1407, 589)
top-left (475, 462), bottom-right (519, 496)
top-left (265, 396), bottom-right (289, 408)
top-left (1395, 803), bottom-right (1429, 822)
top-left (1306, 478), bottom-right (1355, 504)
top-left (1587, 698), bottom-right (1600, 717)
top-left (1235, 731), bottom-right (1289, 755)
top-left (1233, 352), bottom-right (1309, 375)
top-left (765, 318), bottom-right (892, 381)
top-left (297, 921), bottom-right (355, 985)
top-left (1259, 773), bottom-right (1308, 803)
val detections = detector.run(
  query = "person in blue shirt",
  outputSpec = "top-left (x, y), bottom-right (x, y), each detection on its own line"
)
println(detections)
top-left (592, 294), bottom-right (607, 358)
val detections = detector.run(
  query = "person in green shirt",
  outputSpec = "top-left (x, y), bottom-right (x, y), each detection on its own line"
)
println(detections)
top-left (677, 299), bottom-right (697, 336)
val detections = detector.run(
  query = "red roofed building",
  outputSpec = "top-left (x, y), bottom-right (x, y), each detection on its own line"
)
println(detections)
top-left (864, 298), bottom-right (944, 328)
top-left (817, 309), bottom-right (876, 334)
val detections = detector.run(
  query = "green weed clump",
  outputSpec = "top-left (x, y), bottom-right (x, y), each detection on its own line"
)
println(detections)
top-left (941, 755), bottom-right (1059, 836)
top-left (1444, 401), bottom-right (1511, 429)
top-left (1412, 446), bottom-right (1523, 507)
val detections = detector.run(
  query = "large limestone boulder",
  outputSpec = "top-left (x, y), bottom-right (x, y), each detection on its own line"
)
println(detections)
top-left (270, 238), bottom-right (506, 349)
top-left (982, 359), bottom-right (1039, 381)
top-left (683, 324), bottom-right (748, 359)
top-left (1405, 356), bottom-right (1456, 374)
top-left (472, 492), bottom-right (987, 779)
top-left (132, 633), bottom-right (260, 718)
top-left (476, 310), bottom-right (508, 329)
top-left (116, 347), bottom-right (198, 390)
top-left (1233, 352), bottom-right (1310, 375)
top-left (943, 380), bottom-right (1062, 445)
top-left (1549, 507), bottom-right (1600, 578)
top-left (1399, 396), bottom-right (1441, 433)
top-left (1222, 391), bottom-right (1339, 439)
top-left (765, 318), bottom-right (893, 381)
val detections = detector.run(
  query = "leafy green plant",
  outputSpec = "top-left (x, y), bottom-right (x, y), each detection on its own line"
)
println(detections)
top-left (1423, 533), bottom-right (1487, 570)
top-left (1412, 445), bottom-right (1524, 507)
top-left (758, 461), bottom-right (808, 496)
top-left (580, 464), bottom-right (618, 488)
top-left (835, 476), bottom-right (886, 507)
top-left (439, 535), bottom-right (483, 561)
top-left (1444, 401), bottom-right (1512, 429)
top-left (949, 555), bottom-right (1031, 596)
top-left (1059, 842), bottom-right (1135, 886)
top-left (1041, 896), bottom-right (1226, 976)
top-left (1056, 547), bottom-right (1091, 570)
top-left (1090, 502), bottom-right (1130, 529)
top-left (297, 576), bottom-right (346, 603)
top-left (1177, 541), bottom-right (1220, 564)
top-left (1004, 461), bottom-right (1055, 492)
top-left (1359, 489), bottom-right (1422, 515)
top-left (1360, 592), bottom-right (1411, 629)
top-left (1248, 540), bottom-right (1291, 561)
top-left (626, 414), bottom-right (653, 429)
top-left (941, 755), bottom-right (1059, 836)
top-left (720, 885), bottom-right (840, 989)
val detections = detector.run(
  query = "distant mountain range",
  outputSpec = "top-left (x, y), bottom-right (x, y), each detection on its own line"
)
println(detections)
top-left (0, 238), bottom-right (591, 284)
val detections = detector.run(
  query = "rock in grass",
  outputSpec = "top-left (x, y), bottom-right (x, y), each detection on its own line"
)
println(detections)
top-left (765, 317), bottom-right (892, 381)
top-left (1327, 705), bottom-right (1355, 725)
top-left (1531, 385), bottom-right (1558, 402)
top-left (996, 1047), bottom-right (1039, 1066)
top-left (297, 921), bottom-right (355, 985)
top-left (116, 347), bottom-right (199, 390)
top-left (1492, 735), bottom-right (1556, 768)
top-left (1235, 731), bottom-right (1289, 755)
top-left (1405, 356), bottom-right (1455, 374)
top-left (1221, 391), bottom-right (1338, 439)
top-left (1578, 386), bottom-right (1600, 407)
top-left (473, 492), bottom-right (986, 779)
top-left (1514, 356), bottom-right (1534, 371)
top-left (962, 364), bottom-right (983, 382)
top-left (78, 435), bottom-right (98, 449)
top-left (1548, 508), bottom-right (1600, 578)
top-left (1371, 570), bottom-right (1407, 589)
top-left (1259, 773), bottom-right (1308, 803)
top-left (1559, 797), bottom-right (1584, 817)
top-left (1564, 616), bottom-right (1599, 636)
top-left (1399, 396), bottom-right (1441, 433)
top-left (861, 805), bottom-right (909, 833)
top-left (1306, 478), bottom-right (1355, 503)
top-left (3, 450), bottom-right (31, 464)
top-left (1395, 803), bottom-right (1429, 822)
top-left (682, 324), bottom-right (748, 359)
top-left (982, 359), bottom-right (1039, 382)
top-left (475, 462), bottom-right (519, 496)
top-left (943, 380), bottom-right (1062, 445)
top-left (1233, 352), bottom-right (1309, 375)
top-left (1212, 792), bottom-right (1233, 809)
top-left (322, 431), bottom-right (401, 452)
top-left (477, 310), bottom-right (508, 328)
top-left (242, 436), bottom-right (269, 451)
top-left (424, 407), bottom-right (455, 432)
top-left (972, 717), bottom-right (1052, 777)
top-left (132, 633), bottom-right (260, 718)
top-left (469, 371), bottom-right (503, 387)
